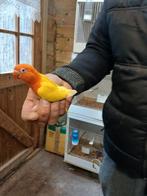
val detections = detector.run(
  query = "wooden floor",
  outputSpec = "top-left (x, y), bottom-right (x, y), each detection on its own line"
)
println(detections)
top-left (0, 150), bottom-right (103, 196)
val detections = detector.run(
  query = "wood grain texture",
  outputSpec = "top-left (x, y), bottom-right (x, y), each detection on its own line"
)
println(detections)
top-left (0, 74), bottom-right (24, 90)
top-left (0, 108), bottom-right (33, 147)
top-left (0, 15), bottom-right (42, 179)
top-left (46, 0), bottom-right (76, 70)
top-left (0, 148), bottom-right (33, 181)
top-left (0, 128), bottom-right (24, 167)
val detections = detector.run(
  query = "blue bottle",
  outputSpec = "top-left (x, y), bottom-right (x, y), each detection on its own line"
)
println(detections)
top-left (72, 129), bottom-right (79, 145)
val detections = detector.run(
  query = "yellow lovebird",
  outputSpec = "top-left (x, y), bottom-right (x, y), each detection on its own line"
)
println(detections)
top-left (13, 64), bottom-right (77, 102)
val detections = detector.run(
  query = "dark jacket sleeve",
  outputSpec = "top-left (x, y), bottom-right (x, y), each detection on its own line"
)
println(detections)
top-left (53, 0), bottom-right (114, 92)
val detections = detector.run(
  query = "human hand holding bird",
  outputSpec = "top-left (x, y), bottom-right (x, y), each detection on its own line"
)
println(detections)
top-left (13, 64), bottom-right (77, 102)
top-left (13, 64), bottom-right (76, 124)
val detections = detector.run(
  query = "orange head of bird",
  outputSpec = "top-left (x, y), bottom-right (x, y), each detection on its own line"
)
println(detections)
top-left (13, 64), bottom-right (39, 84)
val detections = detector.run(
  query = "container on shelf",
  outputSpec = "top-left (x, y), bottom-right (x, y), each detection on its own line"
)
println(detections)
top-left (45, 115), bottom-right (67, 156)
top-left (64, 78), bottom-right (111, 173)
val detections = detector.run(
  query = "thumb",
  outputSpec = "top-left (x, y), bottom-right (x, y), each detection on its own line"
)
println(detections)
top-left (21, 110), bottom-right (39, 121)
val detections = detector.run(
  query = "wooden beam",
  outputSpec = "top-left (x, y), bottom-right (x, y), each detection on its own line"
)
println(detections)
top-left (0, 28), bottom-right (33, 37)
top-left (0, 148), bottom-right (33, 182)
top-left (34, 22), bottom-right (42, 72)
top-left (0, 108), bottom-right (33, 147)
top-left (41, 0), bottom-right (49, 73)
top-left (0, 74), bottom-right (25, 90)
top-left (31, 123), bottom-right (40, 148)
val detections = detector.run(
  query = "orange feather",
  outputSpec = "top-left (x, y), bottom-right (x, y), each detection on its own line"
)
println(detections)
top-left (13, 64), bottom-right (41, 93)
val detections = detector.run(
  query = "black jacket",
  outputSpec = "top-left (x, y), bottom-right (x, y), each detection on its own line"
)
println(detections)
top-left (54, 0), bottom-right (147, 178)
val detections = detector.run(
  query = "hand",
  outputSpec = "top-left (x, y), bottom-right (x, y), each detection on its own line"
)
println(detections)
top-left (21, 74), bottom-right (73, 125)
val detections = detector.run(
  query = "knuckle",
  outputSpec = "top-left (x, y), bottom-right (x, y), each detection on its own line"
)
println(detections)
top-left (48, 119), bottom-right (57, 125)
top-left (40, 110), bottom-right (48, 117)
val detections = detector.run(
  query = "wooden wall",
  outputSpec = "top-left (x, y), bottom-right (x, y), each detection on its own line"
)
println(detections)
top-left (46, 0), bottom-right (76, 72)
top-left (0, 84), bottom-right (29, 167)
top-left (0, 22), bottom-right (41, 172)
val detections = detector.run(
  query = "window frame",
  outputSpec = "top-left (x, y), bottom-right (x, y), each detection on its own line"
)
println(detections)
top-left (0, 16), bottom-right (41, 90)
top-left (0, 16), bottom-right (35, 74)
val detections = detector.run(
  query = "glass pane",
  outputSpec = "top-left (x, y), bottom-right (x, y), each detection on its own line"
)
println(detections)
top-left (0, 14), bottom-right (16, 31)
top-left (20, 36), bottom-right (33, 64)
top-left (20, 13), bottom-right (33, 34)
top-left (0, 33), bottom-right (16, 74)
top-left (77, 2), bottom-right (103, 43)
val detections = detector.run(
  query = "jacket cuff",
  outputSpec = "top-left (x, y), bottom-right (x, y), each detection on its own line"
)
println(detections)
top-left (52, 66), bottom-right (85, 92)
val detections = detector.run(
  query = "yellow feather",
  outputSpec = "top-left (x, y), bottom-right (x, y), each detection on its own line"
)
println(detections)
top-left (37, 74), bottom-right (77, 102)
top-left (13, 64), bottom-right (77, 102)
top-left (39, 73), bottom-right (58, 88)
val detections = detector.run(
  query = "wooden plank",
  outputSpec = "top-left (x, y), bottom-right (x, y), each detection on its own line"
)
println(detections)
top-left (29, 123), bottom-right (40, 148)
top-left (48, 18), bottom-right (56, 33)
top-left (56, 37), bottom-right (73, 52)
top-left (7, 87), bottom-right (16, 121)
top-left (41, 0), bottom-right (49, 73)
top-left (0, 108), bottom-right (33, 147)
top-left (46, 15), bottom-right (56, 70)
top-left (47, 18), bottom-right (56, 43)
top-left (48, 0), bottom-right (55, 15)
top-left (47, 15), bottom-right (57, 44)
top-left (34, 21), bottom-right (42, 72)
top-left (56, 50), bottom-right (72, 63)
top-left (56, 61), bottom-right (67, 67)
top-left (0, 74), bottom-right (24, 90)
top-left (0, 28), bottom-right (33, 37)
top-left (47, 42), bottom-right (55, 56)
top-left (0, 89), bottom-right (8, 113)
top-left (0, 127), bottom-right (25, 167)
top-left (46, 55), bottom-right (55, 72)
top-left (57, 25), bottom-right (74, 38)
top-left (55, 12), bottom-right (76, 26)
top-left (0, 148), bottom-right (34, 182)
top-left (47, 32), bottom-right (56, 42)
top-left (54, 0), bottom-right (76, 13)
top-left (15, 85), bottom-right (26, 128)
top-left (25, 148), bottom-right (41, 161)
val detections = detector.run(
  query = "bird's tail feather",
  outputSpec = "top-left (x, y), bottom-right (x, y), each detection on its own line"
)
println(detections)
top-left (67, 89), bottom-right (77, 97)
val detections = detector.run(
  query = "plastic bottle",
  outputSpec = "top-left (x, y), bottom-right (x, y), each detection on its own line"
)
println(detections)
top-left (72, 129), bottom-right (79, 145)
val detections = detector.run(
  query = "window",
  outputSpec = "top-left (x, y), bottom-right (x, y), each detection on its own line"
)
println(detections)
top-left (73, 0), bottom-right (104, 54)
top-left (0, 0), bottom-right (40, 74)
top-left (0, 16), bottom-right (34, 73)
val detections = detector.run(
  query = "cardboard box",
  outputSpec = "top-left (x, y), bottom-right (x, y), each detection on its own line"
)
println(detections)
top-left (45, 124), bottom-right (66, 156)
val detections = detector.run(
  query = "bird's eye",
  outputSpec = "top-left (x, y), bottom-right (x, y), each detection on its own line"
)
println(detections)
top-left (20, 68), bottom-right (27, 73)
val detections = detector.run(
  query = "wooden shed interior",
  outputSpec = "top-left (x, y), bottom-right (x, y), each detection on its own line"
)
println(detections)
top-left (0, 0), bottom-right (104, 195)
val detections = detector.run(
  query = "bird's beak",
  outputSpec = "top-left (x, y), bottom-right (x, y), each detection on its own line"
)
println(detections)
top-left (13, 70), bottom-right (20, 79)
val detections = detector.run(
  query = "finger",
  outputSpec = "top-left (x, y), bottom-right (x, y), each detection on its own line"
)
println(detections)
top-left (48, 102), bottom-right (60, 125)
top-left (62, 82), bottom-right (74, 111)
top-left (59, 100), bottom-right (66, 115)
top-left (26, 88), bottom-right (39, 100)
top-left (63, 81), bottom-right (72, 89)
top-left (21, 99), bottom-right (39, 121)
top-left (21, 110), bottom-right (39, 121)
top-left (65, 97), bottom-right (72, 111)
top-left (38, 99), bottom-right (50, 122)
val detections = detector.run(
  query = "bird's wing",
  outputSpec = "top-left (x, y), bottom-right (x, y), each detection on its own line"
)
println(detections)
top-left (39, 73), bottom-right (58, 88)
top-left (37, 82), bottom-right (57, 101)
